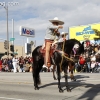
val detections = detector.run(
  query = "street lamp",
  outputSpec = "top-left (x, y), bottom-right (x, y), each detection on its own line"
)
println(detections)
top-left (0, 3), bottom-right (9, 57)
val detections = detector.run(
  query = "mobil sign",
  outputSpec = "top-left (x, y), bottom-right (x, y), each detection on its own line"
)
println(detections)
top-left (20, 26), bottom-right (35, 37)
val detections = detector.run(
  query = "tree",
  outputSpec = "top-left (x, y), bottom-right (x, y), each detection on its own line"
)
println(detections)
top-left (30, 41), bottom-right (34, 46)
top-left (93, 29), bottom-right (100, 37)
top-left (93, 29), bottom-right (100, 41)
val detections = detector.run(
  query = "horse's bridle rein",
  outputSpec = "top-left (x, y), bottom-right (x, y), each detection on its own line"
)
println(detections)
top-left (55, 49), bottom-right (74, 62)
top-left (55, 39), bottom-right (75, 72)
top-left (55, 39), bottom-right (81, 72)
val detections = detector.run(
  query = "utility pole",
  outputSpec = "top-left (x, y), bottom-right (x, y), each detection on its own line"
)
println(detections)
top-left (0, 2), bottom-right (19, 57)
top-left (6, 4), bottom-right (9, 57)
top-left (0, 3), bottom-right (9, 57)
top-left (11, 19), bottom-right (14, 55)
top-left (12, 19), bottom-right (14, 45)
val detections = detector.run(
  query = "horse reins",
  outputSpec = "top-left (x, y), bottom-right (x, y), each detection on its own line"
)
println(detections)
top-left (59, 31), bottom-right (75, 72)
top-left (59, 30), bottom-right (66, 72)
top-left (55, 49), bottom-right (74, 62)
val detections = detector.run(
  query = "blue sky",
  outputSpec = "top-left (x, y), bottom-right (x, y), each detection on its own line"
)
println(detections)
top-left (0, 0), bottom-right (100, 46)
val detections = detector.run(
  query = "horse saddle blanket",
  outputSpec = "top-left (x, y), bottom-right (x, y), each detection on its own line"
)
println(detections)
top-left (40, 46), bottom-right (55, 56)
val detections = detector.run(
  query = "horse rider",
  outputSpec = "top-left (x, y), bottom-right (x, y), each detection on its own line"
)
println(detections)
top-left (44, 17), bottom-right (64, 67)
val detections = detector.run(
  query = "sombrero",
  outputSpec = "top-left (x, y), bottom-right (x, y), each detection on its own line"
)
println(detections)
top-left (49, 17), bottom-right (64, 25)
top-left (61, 32), bottom-right (68, 35)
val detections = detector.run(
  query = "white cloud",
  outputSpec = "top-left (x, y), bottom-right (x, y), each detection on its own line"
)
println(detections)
top-left (0, 0), bottom-right (100, 46)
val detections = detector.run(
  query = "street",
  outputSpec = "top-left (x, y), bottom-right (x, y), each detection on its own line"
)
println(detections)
top-left (0, 72), bottom-right (100, 100)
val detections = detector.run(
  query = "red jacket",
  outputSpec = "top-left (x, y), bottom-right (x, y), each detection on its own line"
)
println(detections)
top-left (0, 60), bottom-right (2, 65)
top-left (79, 56), bottom-right (85, 65)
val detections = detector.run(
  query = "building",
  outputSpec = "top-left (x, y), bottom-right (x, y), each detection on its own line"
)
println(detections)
top-left (0, 41), bottom-right (35, 59)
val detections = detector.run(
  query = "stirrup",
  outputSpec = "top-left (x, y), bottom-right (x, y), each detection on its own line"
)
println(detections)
top-left (47, 62), bottom-right (51, 67)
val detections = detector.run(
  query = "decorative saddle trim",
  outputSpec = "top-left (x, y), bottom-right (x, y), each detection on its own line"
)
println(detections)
top-left (40, 46), bottom-right (55, 56)
top-left (40, 46), bottom-right (74, 62)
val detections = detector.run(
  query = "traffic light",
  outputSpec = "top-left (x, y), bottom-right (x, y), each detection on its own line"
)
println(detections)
top-left (27, 43), bottom-right (31, 54)
top-left (10, 45), bottom-right (14, 52)
top-left (5, 52), bottom-right (9, 55)
top-left (25, 43), bottom-right (31, 54)
top-left (5, 52), bottom-right (7, 55)
top-left (11, 53), bottom-right (14, 57)
top-left (4, 40), bottom-right (8, 49)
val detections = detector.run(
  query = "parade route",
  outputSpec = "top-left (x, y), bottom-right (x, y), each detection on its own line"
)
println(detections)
top-left (0, 72), bottom-right (100, 100)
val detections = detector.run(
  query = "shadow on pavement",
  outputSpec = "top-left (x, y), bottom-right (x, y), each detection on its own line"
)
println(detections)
top-left (39, 74), bottom-right (100, 100)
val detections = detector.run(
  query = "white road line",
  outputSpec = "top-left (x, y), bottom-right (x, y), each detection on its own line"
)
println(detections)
top-left (0, 97), bottom-right (26, 100)
top-left (0, 80), bottom-right (33, 84)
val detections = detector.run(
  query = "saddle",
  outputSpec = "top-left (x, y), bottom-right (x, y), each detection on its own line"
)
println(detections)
top-left (40, 44), bottom-right (57, 68)
top-left (40, 45), bottom-right (56, 57)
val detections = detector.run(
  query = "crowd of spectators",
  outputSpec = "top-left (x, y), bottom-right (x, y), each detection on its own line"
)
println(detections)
top-left (0, 42), bottom-right (100, 73)
top-left (42, 42), bottom-right (100, 73)
top-left (74, 42), bottom-right (100, 73)
top-left (0, 56), bottom-right (33, 73)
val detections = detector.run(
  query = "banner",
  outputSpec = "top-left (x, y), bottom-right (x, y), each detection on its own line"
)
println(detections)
top-left (69, 23), bottom-right (100, 41)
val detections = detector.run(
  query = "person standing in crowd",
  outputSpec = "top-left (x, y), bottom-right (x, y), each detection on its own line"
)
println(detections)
top-left (85, 52), bottom-right (91, 72)
top-left (90, 55), bottom-right (96, 73)
top-left (0, 59), bottom-right (2, 72)
top-left (7, 58), bottom-right (13, 72)
top-left (12, 55), bottom-right (18, 73)
top-left (19, 57), bottom-right (24, 72)
top-left (79, 54), bottom-right (86, 72)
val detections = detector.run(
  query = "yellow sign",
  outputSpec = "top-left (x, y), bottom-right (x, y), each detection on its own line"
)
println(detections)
top-left (69, 23), bottom-right (100, 41)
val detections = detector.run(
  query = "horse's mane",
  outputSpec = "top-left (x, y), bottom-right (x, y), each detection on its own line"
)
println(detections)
top-left (65, 39), bottom-right (81, 45)
top-left (32, 45), bottom-right (42, 56)
top-left (57, 39), bottom-right (84, 54)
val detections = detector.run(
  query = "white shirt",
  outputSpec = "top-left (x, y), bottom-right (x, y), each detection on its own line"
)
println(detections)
top-left (91, 56), bottom-right (96, 61)
top-left (12, 58), bottom-right (18, 64)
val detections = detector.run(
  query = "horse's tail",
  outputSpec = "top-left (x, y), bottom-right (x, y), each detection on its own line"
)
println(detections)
top-left (32, 45), bottom-right (43, 85)
top-left (32, 60), bottom-right (42, 85)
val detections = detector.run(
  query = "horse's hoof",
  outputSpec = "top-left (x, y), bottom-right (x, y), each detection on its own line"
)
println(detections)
top-left (34, 87), bottom-right (39, 90)
top-left (59, 89), bottom-right (64, 93)
top-left (54, 78), bottom-right (57, 80)
top-left (71, 79), bottom-right (73, 81)
top-left (67, 89), bottom-right (71, 92)
top-left (71, 78), bottom-right (76, 81)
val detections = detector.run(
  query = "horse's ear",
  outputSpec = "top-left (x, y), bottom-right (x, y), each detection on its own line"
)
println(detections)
top-left (82, 41), bottom-right (84, 46)
top-left (79, 42), bottom-right (84, 54)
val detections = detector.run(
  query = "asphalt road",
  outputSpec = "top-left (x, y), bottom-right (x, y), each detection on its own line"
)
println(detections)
top-left (0, 72), bottom-right (100, 100)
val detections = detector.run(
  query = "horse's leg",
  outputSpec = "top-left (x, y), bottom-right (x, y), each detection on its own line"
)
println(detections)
top-left (36, 59), bottom-right (44, 85)
top-left (69, 62), bottom-right (76, 81)
top-left (32, 62), bottom-right (40, 90)
top-left (52, 65), bottom-right (57, 80)
top-left (57, 64), bottom-right (63, 93)
top-left (70, 70), bottom-right (76, 81)
top-left (63, 65), bottom-right (71, 92)
top-left (34, 74), bottom-right (39, 90)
